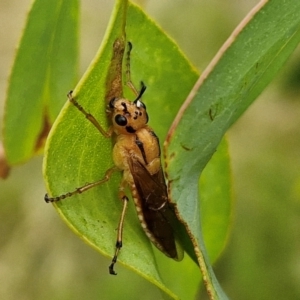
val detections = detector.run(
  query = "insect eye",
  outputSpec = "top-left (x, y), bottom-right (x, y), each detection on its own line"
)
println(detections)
top-left (115, 114), bottom-right (127, 126)
top-left (109, 97), bottom-right (117, 109)
top-left (134, 99), bottom-right (146, 110)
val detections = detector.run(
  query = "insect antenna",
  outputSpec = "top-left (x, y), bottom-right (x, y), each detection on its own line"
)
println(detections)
top-left (134, 82), bottom-right (147, 102)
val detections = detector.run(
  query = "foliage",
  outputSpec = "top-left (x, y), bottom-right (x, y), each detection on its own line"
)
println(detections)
top-left (2, 0), bottom-right (300, 299)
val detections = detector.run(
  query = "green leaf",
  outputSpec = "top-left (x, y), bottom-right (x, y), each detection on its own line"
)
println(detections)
top-left (155, 136), bottom-right (232, 299)
top-left (200, 137), bottom-right (231, 263)
top-left (44, 1), bottom-right (224, 298)
top-left (3, 0), bottom-right (79, 164)
top-left (165, 0), bottom-right (300, 298)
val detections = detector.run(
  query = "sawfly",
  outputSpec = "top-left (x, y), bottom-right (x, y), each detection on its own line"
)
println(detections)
top-left (45, 41), bottom-right (183, 275)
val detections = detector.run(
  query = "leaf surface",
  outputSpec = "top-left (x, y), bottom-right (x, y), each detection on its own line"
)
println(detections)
top-left (43, 1), bottom-right (229, 298)
top-left (3, 0), bottom-right (79, 164)
top-left (165, 0), bottom-right (300, 298)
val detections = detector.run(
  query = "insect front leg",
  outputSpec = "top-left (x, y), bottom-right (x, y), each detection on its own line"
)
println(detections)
top-left (109, 179), bottom-right (129, 275)
top-left (67, 91), bottom-right (113, 138)
top-left (125, 43), bottom-right (147, 103)
top-left (125, 42), bottom-right (139, 96)
top-left (44, 166), bottom-right (119, 203)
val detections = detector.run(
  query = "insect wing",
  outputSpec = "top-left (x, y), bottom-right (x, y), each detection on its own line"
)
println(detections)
top-left (128, 158), bottom-right (183, 261)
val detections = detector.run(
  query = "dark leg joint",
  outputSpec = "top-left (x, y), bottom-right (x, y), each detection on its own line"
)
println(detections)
top-left (122, 195), bottom-right (129, 202)
top-left (109, 255), bottom-right (118, 275)
top-left (127, 41), bottom-right (132, 51)
top-left (44, 193), bottom-right (62, 203)
top-left (44, 194), bottom-right (50, 203)
top-left (115, 241), bottom-right (122, 249)
top-left (44, 191), bottom-right (73, 203)
top-left (67, 90), bottom-right (73, 98)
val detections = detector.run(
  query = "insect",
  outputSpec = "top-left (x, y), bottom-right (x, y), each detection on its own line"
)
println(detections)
top-left (45, 42), bottom-right (183, 275)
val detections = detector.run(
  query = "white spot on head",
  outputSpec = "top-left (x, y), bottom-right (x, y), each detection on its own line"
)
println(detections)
top-left (136, 100), bottom-right (142, 108)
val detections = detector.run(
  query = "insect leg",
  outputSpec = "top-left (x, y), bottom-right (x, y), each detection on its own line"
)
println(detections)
top-left (125, 42), bottom-right (147, 102)
top-left (44, 166), bottom-right (119, 203)
top-left (108, 180), bottom-right (129, 275)
top-left (67, 91), bottom-right (112, 138)
top-left (125, 42), bottom-right (139, 96)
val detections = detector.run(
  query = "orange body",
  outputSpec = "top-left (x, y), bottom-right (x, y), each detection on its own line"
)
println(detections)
top-left (109, 96), bottom-right (181, 259)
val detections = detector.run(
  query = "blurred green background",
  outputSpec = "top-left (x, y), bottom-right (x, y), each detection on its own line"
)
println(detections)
top-left (1, 0), bottom-right (300, 299)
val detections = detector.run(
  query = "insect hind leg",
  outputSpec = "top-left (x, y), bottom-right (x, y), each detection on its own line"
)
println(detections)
top-left (109, 181), bottom-right (129, 275)
top-left (44, 166), bottom-right (119, 203)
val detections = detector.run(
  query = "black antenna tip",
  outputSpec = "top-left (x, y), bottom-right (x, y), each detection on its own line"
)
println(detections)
top-left (134, 82), bottom-right (147, 102)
